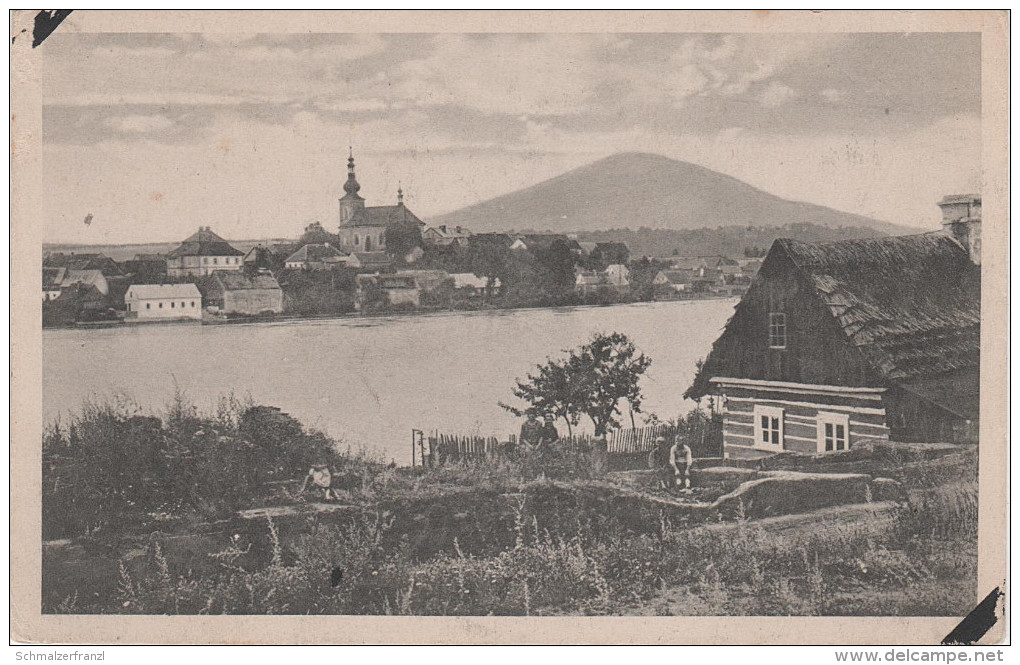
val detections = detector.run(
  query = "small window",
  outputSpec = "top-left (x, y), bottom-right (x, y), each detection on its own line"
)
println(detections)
top-left (191, 301), bottom-right (195, 307)
top-left (355, 235), bottom-right (360, 245)
top-left (817, 412), bottom-right (850, 453)
top-left (158, 302), bottom-right (163, 309)
top-left (171, 301), bottom-right (175, 308)
top-left (768, 312), bottom-right (787, 349)
top-left (213, 258), bottom-right (218, 265)
top-left (753, 405), bottom-right (784, 451)
top-left (146, 303), bottom-right (151, 310)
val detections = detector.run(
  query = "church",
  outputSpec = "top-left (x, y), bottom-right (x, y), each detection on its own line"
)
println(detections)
top-left (337, 151), bottom-right (426, 253)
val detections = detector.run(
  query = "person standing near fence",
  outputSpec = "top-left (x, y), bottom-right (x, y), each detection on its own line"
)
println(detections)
top-left (541, 415), bottom-right (559, 447)
top-left (669, 436), bottom-right (693, 491)
top-left (650, 436), bottom-right (672, 490)
top-left (519, 413), bottom-right (543, 454)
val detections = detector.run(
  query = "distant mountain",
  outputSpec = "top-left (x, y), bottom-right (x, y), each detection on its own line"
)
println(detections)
top-left (432, 152), bottom-right (916, 236)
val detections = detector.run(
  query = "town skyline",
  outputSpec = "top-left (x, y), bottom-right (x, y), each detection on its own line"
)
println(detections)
top-left (43, 32), bottom-right (980, 244)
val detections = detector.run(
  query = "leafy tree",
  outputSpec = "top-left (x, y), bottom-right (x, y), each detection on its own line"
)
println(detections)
top-left (501, 332), bottom-right (652, 437)
top-left (384, 222), bottom-right (423, 260)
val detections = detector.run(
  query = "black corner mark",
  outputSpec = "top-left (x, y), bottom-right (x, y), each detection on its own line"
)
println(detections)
top-left (941, 587), bottom-right (1004, 645)
top-left (32, 10), bottom-right (73, 48)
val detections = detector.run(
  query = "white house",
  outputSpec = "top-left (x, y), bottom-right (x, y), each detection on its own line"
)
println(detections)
top-left (124, 284), bottom-right (203, 321)
top-left (166, 227), bottom-right (245, 277)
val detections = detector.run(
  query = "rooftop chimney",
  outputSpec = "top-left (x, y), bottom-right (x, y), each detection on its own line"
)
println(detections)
top-left (938, 194), bottom-right (981, 265)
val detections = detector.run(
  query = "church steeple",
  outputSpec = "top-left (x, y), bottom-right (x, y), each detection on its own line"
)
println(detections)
top-left (397, 182), bottom-right (404, 206)
top-left (339, 147), bottom-right (366, 228)
top-left (343, 147), bottom-right (362, 197)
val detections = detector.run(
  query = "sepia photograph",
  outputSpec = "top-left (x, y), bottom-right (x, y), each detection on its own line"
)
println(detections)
top-left (11, 10), bottom-right (1008, 646)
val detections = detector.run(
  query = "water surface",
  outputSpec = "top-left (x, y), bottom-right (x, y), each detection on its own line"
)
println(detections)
top-left (43, 299), bottom-right (737, 462)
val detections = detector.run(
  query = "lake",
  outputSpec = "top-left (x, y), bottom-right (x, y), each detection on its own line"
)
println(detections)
top-left (43, 299), bottom-right (737, 463)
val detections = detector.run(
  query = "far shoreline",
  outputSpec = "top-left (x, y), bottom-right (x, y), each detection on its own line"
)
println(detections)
top-left (43, 295), bottom-right (741, 333)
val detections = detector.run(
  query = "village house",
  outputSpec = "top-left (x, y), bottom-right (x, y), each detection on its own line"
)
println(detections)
top-left (43, 252), bottom-right (124, 277)
top-left (166, 227), bottom-right (245, 277)
top-left (336, 151), bottom-right (426, 253)
top-left (43, 266), bottom-right (111, 301)
top-left (575, 264), bottom-right (631, 296)
top-left (205, 271), bottom-right (284, 316)
top-left (450, 272), bottom-right (500, 298)
top-left (423, 225), bottom-right (473, 247)
top-left (574, 271), bottom-right (604, 296)
top-left (686, 196), bottom-right (981, 459)
top-left (284, 243), bottom-right (359, 270)
top-left (604, 264), bottom-right (631, 292)
top-left (652, 269), bottom-right (695, 299)
top-left (354, 273), bottom-right (420, 311)
top-left (124, 283), bottom-right (202, 321)
top-left (44, 282), bottom-right (109, 326)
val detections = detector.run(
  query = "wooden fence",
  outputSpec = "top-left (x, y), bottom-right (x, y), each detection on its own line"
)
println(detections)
top-left (417, 414), bottom-right (722, 467)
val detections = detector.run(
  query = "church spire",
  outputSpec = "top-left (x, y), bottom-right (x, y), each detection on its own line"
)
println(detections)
top-left (397, 181), bottom-right (404, 206)
top-left (343, 147), bottom-right (361, 197)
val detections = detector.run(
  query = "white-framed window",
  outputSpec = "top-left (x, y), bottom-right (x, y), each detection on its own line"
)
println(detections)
top-left (753, 405), bottom-right (784, 451)
top-left (768, 312), bottom-right (787, 348)
top-left (817, 412), bottom-right (850, 453)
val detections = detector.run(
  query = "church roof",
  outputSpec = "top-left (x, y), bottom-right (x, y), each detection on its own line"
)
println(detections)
top-left (343, 205), bottom-right (425, 229)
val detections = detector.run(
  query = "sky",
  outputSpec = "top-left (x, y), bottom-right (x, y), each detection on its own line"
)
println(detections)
top-left (42, 32), bottom-right (981, 244)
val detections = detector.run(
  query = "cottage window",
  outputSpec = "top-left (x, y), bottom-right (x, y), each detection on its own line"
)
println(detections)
top-left (817, 412), bottom-right (850, 453)
top-left (213, 258), bottom-right (218, 265)
top-left (753, 405), bottom-right (784, 451)
top-left (768, 312), bottom-right (787, 349)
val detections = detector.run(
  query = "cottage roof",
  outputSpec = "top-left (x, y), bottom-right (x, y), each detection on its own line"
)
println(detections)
top-left (775, 234), bottom-right (979, 382)
top-left (358, 274), bottom-right (417, 289)
top-left (687, 232), bottom-right (980, 404)
top-left (127, 283), bottom-right (202, 300)
top-left (168, 227), bottom-right (244, 257)
top-left (213, 271), bottom-right (282, 291)
top-left (285, 243), bottom-right (344, 264)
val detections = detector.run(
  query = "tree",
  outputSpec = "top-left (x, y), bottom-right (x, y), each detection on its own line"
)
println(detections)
top-left (384, 222), bottom-right (423, 260)
top-left (501, 332), bottom-right (652, 437)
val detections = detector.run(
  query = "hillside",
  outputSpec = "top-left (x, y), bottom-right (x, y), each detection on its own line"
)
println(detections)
top-left (433, 152), bottom-right (916, 236)
top-left (574, 224), bottom-right (908, 260)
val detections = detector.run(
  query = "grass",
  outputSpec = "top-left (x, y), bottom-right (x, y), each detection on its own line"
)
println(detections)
top-left (43, 394), bottom-right (978, 616)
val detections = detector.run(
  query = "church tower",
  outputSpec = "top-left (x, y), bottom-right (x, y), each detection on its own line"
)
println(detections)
top-left (338, 148), bottom-right (366, 228)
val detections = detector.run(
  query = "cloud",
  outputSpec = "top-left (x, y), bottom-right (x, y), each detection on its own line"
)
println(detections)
top-left (759, 82), bottom-right (797, 108)
top-left (105, 114), bottom-right (174, 133)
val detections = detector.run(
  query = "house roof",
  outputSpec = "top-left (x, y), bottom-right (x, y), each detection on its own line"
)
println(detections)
top-left (938, 194), bottom-right (981, 206)
top-left (168, 227), bottom-right (244, 257)
top-left (213, 271), bottom-right (282, 291)
top-left (127, 283), bottom-right (202, 300)
top-left (61, 269), bottom-right (106, 289)
top-left (44, 252), bottom-right (123, 275)
top-left (43, 266), bottom-right (66, 288)
top-left (343, 205), bottom-right (425, 229)
top-left (657, 269), bottom-right (694, 285)
top-left (285, 243), bottom-right (344, 264)
top-left (775, 234), bottom-right (980, 382)
top-left (358, 274), bottom-right (418, 289)
top-left (425, 225), bottom-right (473, 239)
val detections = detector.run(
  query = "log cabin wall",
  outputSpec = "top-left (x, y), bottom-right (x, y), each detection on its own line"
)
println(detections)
top-left (714, 379), bottom-right (890, 459)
